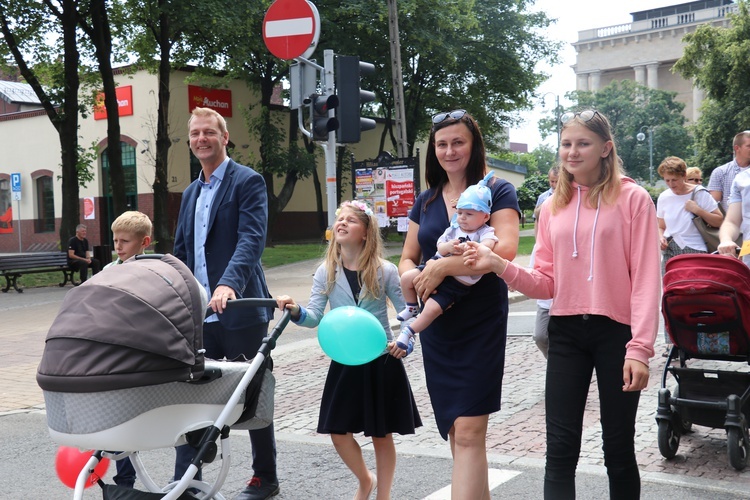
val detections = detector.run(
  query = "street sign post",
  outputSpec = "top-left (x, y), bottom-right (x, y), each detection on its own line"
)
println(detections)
top-left (263, 0), bottom-right (320, 60)
top-left (11, 172), bottom-right (21, 200)
top-left (10, 172), bottom-right (22, 251)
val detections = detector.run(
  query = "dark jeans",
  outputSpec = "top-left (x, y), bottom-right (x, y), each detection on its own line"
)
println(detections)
top-left (544, 315), bottom-right (641, 500)
top-left (69, 258), bottom-right (101, 283)
top-left (175, 321), bottom-right (276, 482)
top-left (113, 456), bottom-right (136, 488)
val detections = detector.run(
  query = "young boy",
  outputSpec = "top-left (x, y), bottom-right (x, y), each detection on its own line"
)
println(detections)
top-left (104, 211), bottom-right (153, 269)
top-left (103, 211), bottom-right (152, 488)
top-left (396, 172), bottom-right (498, 351)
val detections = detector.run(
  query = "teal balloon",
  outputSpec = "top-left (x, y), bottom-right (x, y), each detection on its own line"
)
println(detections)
top-left (318, 306), bottom-right (387, 365)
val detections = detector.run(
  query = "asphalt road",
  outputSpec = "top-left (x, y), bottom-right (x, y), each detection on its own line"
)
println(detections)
top-left (2, 409), bottom-right (746, 499)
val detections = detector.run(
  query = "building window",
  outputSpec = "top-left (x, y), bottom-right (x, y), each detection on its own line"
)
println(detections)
top-left (102, 142), bottom-right (138, 210)
top-left (34, 175), bottom-right (55, 233)
top-left (101, 142), bottom-right (138, 244)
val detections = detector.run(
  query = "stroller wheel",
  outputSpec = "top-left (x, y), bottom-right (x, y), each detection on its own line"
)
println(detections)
top-left (657, 420), bottom-right (680, 459)
top-left (727, 427), bottom-right (749, 471)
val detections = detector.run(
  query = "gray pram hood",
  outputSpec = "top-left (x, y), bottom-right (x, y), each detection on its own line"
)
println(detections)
top-left (37, 254), bottom-right (205, 393)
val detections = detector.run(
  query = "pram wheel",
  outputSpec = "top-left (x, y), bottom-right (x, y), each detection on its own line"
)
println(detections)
top-left (727, 427), bottom-right (749, 471)
top-left (657, 420), bottom-right (680, 459)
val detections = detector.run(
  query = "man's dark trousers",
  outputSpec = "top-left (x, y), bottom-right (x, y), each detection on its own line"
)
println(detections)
top-left (174, 321), bottom-right (276, 482)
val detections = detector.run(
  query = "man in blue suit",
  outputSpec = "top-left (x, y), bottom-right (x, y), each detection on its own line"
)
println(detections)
top-left (173, 107), bottom-right (278, 500)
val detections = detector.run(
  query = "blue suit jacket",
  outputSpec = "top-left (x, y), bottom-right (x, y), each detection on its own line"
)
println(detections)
top-left (174, 159), bottom-right (273, 329)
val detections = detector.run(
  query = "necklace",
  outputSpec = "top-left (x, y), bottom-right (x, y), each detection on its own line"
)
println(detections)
top-left (443, 188), bottom-right (462, 209)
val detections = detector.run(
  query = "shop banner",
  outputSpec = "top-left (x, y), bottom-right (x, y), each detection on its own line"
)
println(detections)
top-left (94, 86), bottom-right (134, 120)
top-left (188, 85), bottom-right (233, 117)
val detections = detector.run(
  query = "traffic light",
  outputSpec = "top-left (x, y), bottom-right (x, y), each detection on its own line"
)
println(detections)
top-left (335, 55), bottom-right (376, 143)
top-left (311, 93), bottom-right (339, 142)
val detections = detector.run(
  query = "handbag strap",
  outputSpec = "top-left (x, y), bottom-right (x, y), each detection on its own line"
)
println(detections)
top-left (690, 186), bottom-right (724, 215)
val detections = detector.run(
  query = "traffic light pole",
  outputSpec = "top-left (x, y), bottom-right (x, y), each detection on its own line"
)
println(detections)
top-left (322, 49), bottom-right (338, 227)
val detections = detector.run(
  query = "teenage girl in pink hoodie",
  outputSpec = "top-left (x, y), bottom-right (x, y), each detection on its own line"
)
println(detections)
top-left (464, 110), bottom-right (660, 500)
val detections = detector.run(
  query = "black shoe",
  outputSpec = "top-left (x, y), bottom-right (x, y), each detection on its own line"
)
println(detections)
top-left (233, 476), bottom-right (279, 500)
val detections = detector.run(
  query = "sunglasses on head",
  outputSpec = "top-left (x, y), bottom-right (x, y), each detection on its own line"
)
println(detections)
top-left (560, 110), bottom-right (601, 124)
top-left (432, 109), bottom-right (467, 124)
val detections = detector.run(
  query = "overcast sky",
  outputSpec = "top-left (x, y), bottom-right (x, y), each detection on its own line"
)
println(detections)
top-left (509, 0), bottom-right (681, 151)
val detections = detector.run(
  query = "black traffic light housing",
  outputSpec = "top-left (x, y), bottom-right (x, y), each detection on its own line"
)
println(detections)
top-left (311, 93), bottom-right (339, 142)
top-left (335, 55), bottom-right (376, 143)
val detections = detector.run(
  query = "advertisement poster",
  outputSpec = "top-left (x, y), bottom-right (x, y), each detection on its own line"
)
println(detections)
top-left (94, 86), bottom-right (134, 120)
top-left (84, 197), bottom-right (96, 220)
top-left (384, 168), bottom-right (414, 217)
top-left (353, 160), bottom-right (418, 230)
top-left (0, 205), bottom-right (12, 234)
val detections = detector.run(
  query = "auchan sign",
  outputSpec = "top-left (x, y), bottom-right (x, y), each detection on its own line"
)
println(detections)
top-left (93, 86), bottom-right (134, 120)
top-left (188, 85), bottom-right (233, 117)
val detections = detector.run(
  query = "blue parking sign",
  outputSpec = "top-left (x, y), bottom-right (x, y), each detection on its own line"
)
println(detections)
top-left (11, 172), bottom-right (21, 192)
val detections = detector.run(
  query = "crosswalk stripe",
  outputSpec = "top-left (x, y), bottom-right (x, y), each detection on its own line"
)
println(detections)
top-left (508, 311), bottom-right (537, 317)
top-left (422, 468), bottom-right (522, 499)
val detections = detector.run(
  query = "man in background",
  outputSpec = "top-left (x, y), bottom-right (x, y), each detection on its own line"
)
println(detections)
top-left (67, 224), bottom-right (100, 283)
top-left (709, 131), bottom-right (750, 211)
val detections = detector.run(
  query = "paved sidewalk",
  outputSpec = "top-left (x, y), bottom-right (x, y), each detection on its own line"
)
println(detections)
top-left (2, 249), bottom-right (749, 495)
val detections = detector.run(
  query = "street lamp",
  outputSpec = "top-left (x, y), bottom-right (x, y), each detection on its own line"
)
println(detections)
top-left (541, 92), bottom-right (561, 151)
top-left (637, 126), bottom-right (654, 185)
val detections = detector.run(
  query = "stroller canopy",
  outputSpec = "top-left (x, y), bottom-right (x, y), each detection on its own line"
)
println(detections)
top-left (37, 254), bottom-right (206, 393)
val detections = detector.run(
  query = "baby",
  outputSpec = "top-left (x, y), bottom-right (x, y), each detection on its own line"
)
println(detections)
top-left (396, 172), bottom-right (498, 350)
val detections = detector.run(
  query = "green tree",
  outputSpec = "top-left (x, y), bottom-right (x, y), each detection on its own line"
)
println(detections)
top-left (494, 151), bottom-right (538, 175)
top-left (316, 0), bottom-right (560, 155)
top-left (183, 1), bottom-right (321, 239)
top-left (517, 174), bottom-right (550, 213)
top-left (530, 144), bottom-right (557, 173)
top-left (76, 0), bottom-right (128, 217)
top-left (673, 0), bottom-right (750, 177)
top-left (0, 0), bottom-right (94, 247)
top-left (561, 80), bottom-right (693, 184)
top-left (116, 0), bottom-right (220, 252)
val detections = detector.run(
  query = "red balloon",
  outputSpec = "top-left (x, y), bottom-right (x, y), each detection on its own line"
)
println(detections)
top-left (55, 446), bottom-right (110, 489)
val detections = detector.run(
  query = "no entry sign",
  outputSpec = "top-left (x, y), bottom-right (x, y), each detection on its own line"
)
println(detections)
top-left (263, 0), bottom-right (320, 60)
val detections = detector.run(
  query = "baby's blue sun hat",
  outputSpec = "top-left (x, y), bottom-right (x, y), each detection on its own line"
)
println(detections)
top-left (456, 171), bottom-right (494, 214)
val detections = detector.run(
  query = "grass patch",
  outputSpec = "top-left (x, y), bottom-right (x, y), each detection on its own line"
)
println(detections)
top-left (518, 236), bottom-right (535, 255)
top-left (15, 237), bottom-right (535, 289)
top-left (261, 243), bottom-right (326, 268)
top-left (9, 271), bottom-right (71, 290)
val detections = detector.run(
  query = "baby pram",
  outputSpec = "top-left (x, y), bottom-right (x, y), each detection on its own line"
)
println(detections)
top-left (37, 254), bottom-right (288, 499)
top-left (656, 253), bottom-right (750, 470)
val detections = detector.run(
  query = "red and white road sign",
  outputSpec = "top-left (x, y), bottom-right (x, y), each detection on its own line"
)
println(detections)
top-left (263, 0), bottom-right (320, 60)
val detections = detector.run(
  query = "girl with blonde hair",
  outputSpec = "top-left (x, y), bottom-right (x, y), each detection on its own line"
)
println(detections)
top-left (277, 200), bottom-right (421, 500)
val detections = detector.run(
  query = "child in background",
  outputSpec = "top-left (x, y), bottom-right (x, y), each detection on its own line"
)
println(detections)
top-left (103, 210), bottom-right (152, 488)
top-left (395, 172), bottom-right (498, 351)
top-left (104, 211), bottom-right (153, 270)
top-left (276, 200), bottom-right (421, 500)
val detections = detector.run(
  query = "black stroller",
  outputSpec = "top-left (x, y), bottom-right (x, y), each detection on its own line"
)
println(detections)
top-left (656, 253), bottom-right (750, 470)
top-left (37, 254), bottom-right (288, 499)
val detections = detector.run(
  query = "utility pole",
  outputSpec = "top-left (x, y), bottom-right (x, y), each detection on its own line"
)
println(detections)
top-left (388, 0), bottom-right (408, 158)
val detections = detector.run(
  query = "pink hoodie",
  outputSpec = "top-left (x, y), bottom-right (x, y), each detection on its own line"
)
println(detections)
top-left (501, 177), bottom-right (660, 365)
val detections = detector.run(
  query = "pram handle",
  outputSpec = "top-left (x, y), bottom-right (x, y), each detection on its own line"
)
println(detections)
top-left (204, 297), bottom-right (278, 318)
top-left (204, 298), bottom-right (292, 355)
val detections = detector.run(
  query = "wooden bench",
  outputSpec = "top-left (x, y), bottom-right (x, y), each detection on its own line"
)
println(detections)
top-left (0, 252), bottom-right (77, 293)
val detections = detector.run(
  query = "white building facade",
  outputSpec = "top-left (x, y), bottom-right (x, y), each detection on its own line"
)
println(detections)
top-left (573, 0), bottom-right (737, 123)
